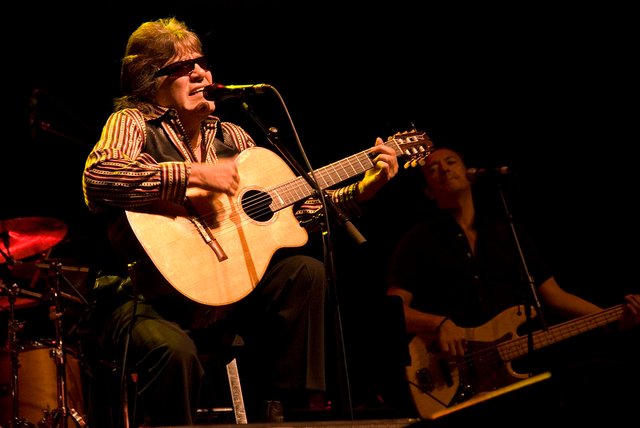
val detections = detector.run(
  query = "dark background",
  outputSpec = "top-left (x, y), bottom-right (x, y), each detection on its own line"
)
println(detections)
top-left (4, 0), bottom-right (638, 417)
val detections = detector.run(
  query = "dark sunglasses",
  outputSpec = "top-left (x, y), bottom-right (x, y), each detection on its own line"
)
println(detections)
top-left (155, 57), bottom-right (211, 78)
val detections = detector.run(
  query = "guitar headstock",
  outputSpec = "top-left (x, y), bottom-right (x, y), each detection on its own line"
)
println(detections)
top-left (387, 130), bottom-right (434, 169)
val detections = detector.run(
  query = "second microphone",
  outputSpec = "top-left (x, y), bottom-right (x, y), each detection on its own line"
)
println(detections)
top-left (466, 166), bottom-right (512, 180)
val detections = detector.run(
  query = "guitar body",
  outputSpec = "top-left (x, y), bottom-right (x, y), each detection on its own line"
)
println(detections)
top-left (126, 147), bottom-right (308, 306)
top-left (407, 306), bottom-right (534, 418)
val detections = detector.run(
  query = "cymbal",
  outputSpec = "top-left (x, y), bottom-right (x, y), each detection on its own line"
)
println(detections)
top-left (0, 295), bottom-right (40, 310)
top-left (0, 217), bottom-right (68, 263)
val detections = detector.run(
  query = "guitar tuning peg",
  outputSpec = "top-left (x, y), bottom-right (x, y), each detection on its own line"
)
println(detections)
top-left (406, 156), bottom-right (427, 169)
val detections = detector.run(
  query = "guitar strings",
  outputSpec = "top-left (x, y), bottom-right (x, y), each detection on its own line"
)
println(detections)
top-left (187, 136), bottom-right (429, 242)
top-left (194, 148), bottom-right (382, 229)
top-left (438, 305), bottom-right (625, 388)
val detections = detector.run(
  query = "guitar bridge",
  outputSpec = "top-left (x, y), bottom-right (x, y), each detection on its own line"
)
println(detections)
top-left (189, 217), bottom-right (228, 261)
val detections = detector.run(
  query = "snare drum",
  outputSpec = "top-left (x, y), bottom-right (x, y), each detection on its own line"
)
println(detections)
top-left (0, 341), bottom-right (85, 425)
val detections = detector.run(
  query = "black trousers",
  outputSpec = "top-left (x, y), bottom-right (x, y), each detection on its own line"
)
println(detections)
top-left (100, 254), bottom-right (326, 426)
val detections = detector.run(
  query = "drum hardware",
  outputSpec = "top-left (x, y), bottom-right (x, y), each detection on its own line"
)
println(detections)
top-left (1, 340), bottom-right (86, 427)
top-left (31, 261), bottom-right (89, 428)
top-left (1, 279), bottom-right (32, 427)
top-left (1, 236), bottom-right (89, 426)
top-left (1, 217), bottom-right (89, 427)
top-left (0, 216), bottom-right (81, 311)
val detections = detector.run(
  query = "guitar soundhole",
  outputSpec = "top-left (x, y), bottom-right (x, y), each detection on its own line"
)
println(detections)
top-left (241, 189), bottom-right (274, 222)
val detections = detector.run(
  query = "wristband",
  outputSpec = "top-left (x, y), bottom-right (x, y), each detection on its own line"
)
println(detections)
top-left (436, 317), bottom-right (450, 334)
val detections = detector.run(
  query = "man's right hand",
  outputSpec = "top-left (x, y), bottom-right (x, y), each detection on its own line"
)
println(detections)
top-left (189, 159), bottom-right (239, 196)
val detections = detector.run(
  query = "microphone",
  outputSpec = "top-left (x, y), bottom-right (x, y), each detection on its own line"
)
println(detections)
top-left (202, 83), bottom-right (270, 101)
top-left (466, 166), bottom-right (512, 180)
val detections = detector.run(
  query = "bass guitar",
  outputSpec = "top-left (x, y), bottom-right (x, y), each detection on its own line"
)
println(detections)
top-left (407, 304), bottom-right (624, 418)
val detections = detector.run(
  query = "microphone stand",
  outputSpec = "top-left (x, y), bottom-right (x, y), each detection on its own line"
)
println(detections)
top-left (240, 98), bottom-right (363, 419)
top-left (496, 181), bottom-right (548, 359)
top-left (239, 101), bottom-right (366, 245)
top-left (45, 262), bottom-right (72, 428)
top-left (119, 261), bottom-right (140, 428)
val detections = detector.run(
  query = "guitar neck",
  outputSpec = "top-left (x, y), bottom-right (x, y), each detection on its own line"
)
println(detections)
top-left (267, 139), bottom-right (408, 210)
top-left (499, 304), bottom-right (625, 362)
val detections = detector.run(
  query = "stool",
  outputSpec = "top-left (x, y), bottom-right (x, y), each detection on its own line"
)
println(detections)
top-left (84, 354), bottom-right (246, 426)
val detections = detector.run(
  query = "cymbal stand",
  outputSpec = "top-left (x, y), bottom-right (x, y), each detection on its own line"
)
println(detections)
top-left (0, 279), bottom-right (33, 427)
top-left (39, 262), bottom-right (88, 428)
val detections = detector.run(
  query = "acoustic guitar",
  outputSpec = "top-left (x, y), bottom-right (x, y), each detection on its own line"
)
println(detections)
top-left (126, 130), bottom-right (432, 306)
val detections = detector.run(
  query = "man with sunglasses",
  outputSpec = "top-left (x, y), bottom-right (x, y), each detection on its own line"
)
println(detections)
top-left (82, 17), bottom-right (399, 426)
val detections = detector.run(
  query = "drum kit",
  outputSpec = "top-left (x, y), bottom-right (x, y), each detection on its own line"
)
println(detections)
top-left (1, 217), bottom-right (90, 428)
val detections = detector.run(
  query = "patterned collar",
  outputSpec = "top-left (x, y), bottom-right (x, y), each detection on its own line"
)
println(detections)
top-left (142, 104), bottom-right (220, 130)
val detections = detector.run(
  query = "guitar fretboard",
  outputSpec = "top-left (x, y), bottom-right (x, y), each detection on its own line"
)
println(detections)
top-left (266, 137), bottom-right (419, 210)
top-left (498, 304), bottom-right (625, 362)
